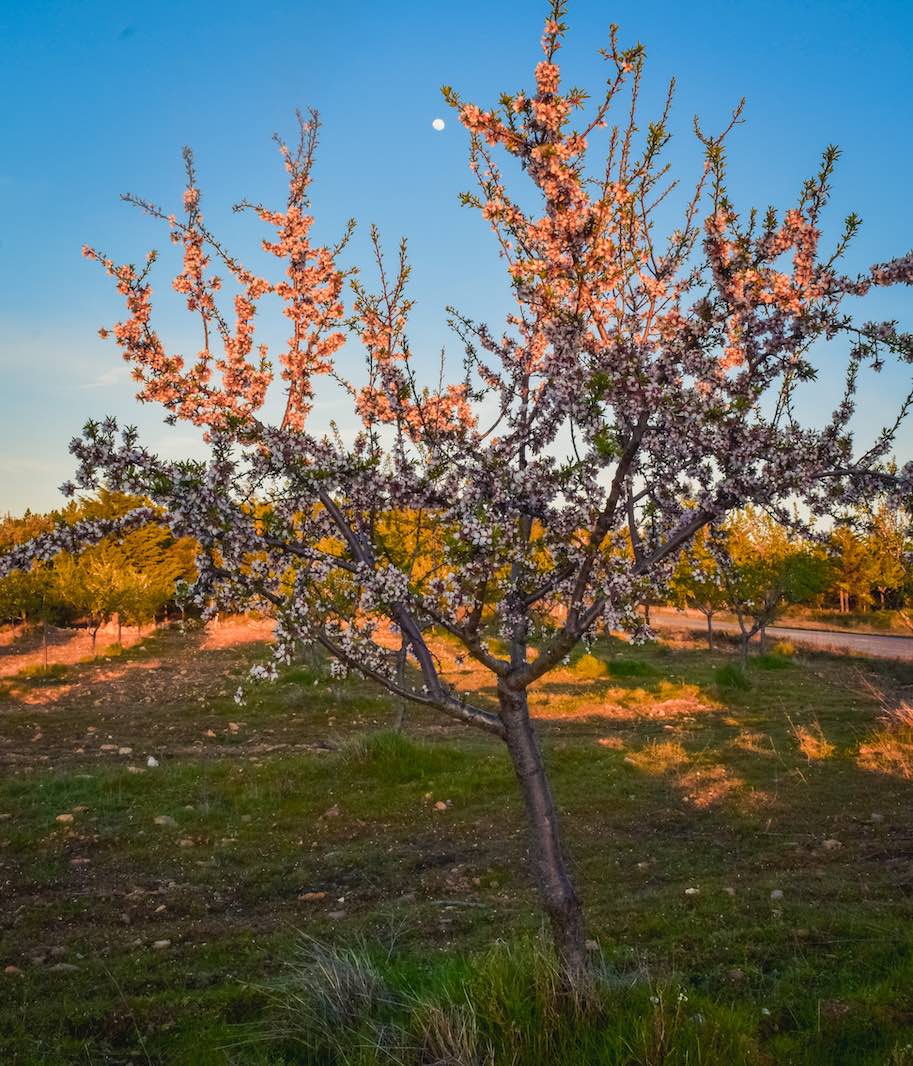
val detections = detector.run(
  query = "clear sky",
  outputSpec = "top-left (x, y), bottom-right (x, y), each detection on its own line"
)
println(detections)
top-left (2, 0), bottom-right (912, 515)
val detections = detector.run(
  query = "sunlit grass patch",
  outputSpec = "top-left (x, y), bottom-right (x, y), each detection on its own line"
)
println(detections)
top-left (15, 662), bottom-right (69, 682)
top-left (858, 727), bottom-right (913, 780)
top-left (624, 740), bottom-right (691, 775)
top-left (678, 764), bottom-right (745, 809)
top-left (99, 642), bottom-right (127, 657)
top-left (729, 729), bottom-right (775, 757)
top-left (792, 721), bottom-right (836, 761)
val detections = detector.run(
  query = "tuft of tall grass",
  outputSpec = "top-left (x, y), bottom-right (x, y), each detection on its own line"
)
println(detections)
top-left (858, 701), bottom-right (913, 780)
top-left (339, 730), bottom-right (468, 784)
top-left (282, 664), bottom-right (325, 687)
top-left (791, 720), bottom-right (836, 761)
top-left (15, 662), bottom-right (68, 682)
top-left (410, 1000), bottom-right (492, 1066)
top-left (715, 664), bottom-right (752, 690)
top-left (256, 935), bottom-right (398, 1061)
top-left (253, 934), bottom-right (760, 1065)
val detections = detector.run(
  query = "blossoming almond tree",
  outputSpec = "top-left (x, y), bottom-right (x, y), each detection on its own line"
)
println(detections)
top-left (5, 1), bottom-right (913, 978)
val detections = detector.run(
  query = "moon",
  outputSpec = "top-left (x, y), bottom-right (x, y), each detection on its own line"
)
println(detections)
top-left (432, 118), bottom-right (445, 132)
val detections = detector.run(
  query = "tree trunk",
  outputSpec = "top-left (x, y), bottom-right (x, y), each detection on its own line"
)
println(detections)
top-left (392, 640), bottom-right (408, 732)
top-left (736, 612), bottom-right (749, 670)
top-left (91, 628), bottom-right (98, 658)
top-left (498, 683), bottom-right (588, 982)
top-left (705, 612), bottom-right (714, 651)
top-left (43, 621), bottom-right (49, 669)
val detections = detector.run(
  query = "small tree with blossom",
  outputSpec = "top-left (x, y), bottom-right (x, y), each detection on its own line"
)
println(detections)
top-left (5, 1), bottom-right (913, 979)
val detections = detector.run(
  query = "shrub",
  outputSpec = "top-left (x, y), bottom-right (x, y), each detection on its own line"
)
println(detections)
top-left (572, 653), bottom-right (607, 679)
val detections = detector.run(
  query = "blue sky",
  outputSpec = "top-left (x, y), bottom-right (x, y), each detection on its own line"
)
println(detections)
top-left (1, 0), bottom-right (912, 514)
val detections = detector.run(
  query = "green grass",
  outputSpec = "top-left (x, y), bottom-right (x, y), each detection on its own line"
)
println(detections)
top-left (250, 934), bottom-right (763, 1065)
top-left (3, 629), bottom-right (913, 1062)
top-left (714, 662), bottom-right (752, 689)
top-left (755, 652), bottom-right (795, 670)
top-left (15, 661), bottom-right (69, 682)
top-left (607, 656), bottom-right (656, 678)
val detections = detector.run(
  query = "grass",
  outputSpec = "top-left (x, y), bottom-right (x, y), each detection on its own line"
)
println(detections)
top-left (3, 627), bottom-right (913, 1062)
top-left (607, 657), bottom-right (656, 678)
top-left (15, 661), bottom-right (69, 682)
top-left (251, 934), bottom-right (761, 1065)
top-left (714, 663), bottom-right (752, 689)
top-left (755, 652), bottom-right (795, 670)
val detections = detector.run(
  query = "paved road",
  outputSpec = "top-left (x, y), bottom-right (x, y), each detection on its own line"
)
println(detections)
top-left (650, 611), bottom-right (913, 662)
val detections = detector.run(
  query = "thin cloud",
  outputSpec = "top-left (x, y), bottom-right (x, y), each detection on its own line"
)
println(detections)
top-left (80, 366), bottom-right (131, 389)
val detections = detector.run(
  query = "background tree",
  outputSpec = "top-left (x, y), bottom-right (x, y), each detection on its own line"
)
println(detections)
top-left (0, 490), bottom-right (197, 653)
top-left (866, 503), bottom-right (908, 610)
top-left (5, 2), bottom-right (913, 980)
top-left (0, 510), bottom-right (67, 664)
top-left (718, 511), bottom-right (832, 666)
top-left (828, 524), bottom-right (877, 614)
top-left (0, 565), bottom-right (64, 666)
top-left (116, 525), bottom-right (197, 637)
top-left (53, 545), bottom-right (131, 656)
top-left (669, 526), bottom-right (727, 649)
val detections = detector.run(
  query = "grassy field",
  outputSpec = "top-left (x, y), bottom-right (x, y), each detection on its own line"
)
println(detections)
top-left (3, 622), bottom-right (913, 1064)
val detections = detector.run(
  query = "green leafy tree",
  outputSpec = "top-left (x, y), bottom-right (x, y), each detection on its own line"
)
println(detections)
top-left (829, 524), bottom-right (878, 613)
top-left (53, 546), bottom-right (131, 656)
top-left (718, 510), bottom-right (832, 667)
top-left (866, 504), bottom-right (908, 610)
top-left (0, 510), bottom-right (69, 665)
top-left (0, 565), bottom-right (64, 665)
top-left (670, 527), bottom-right (727, 649)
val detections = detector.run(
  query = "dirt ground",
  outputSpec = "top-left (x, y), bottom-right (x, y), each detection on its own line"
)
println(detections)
top-left (0, 618), bottom-right (281, 771)
top-left (5, 619), bottom-right (913, 1063)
